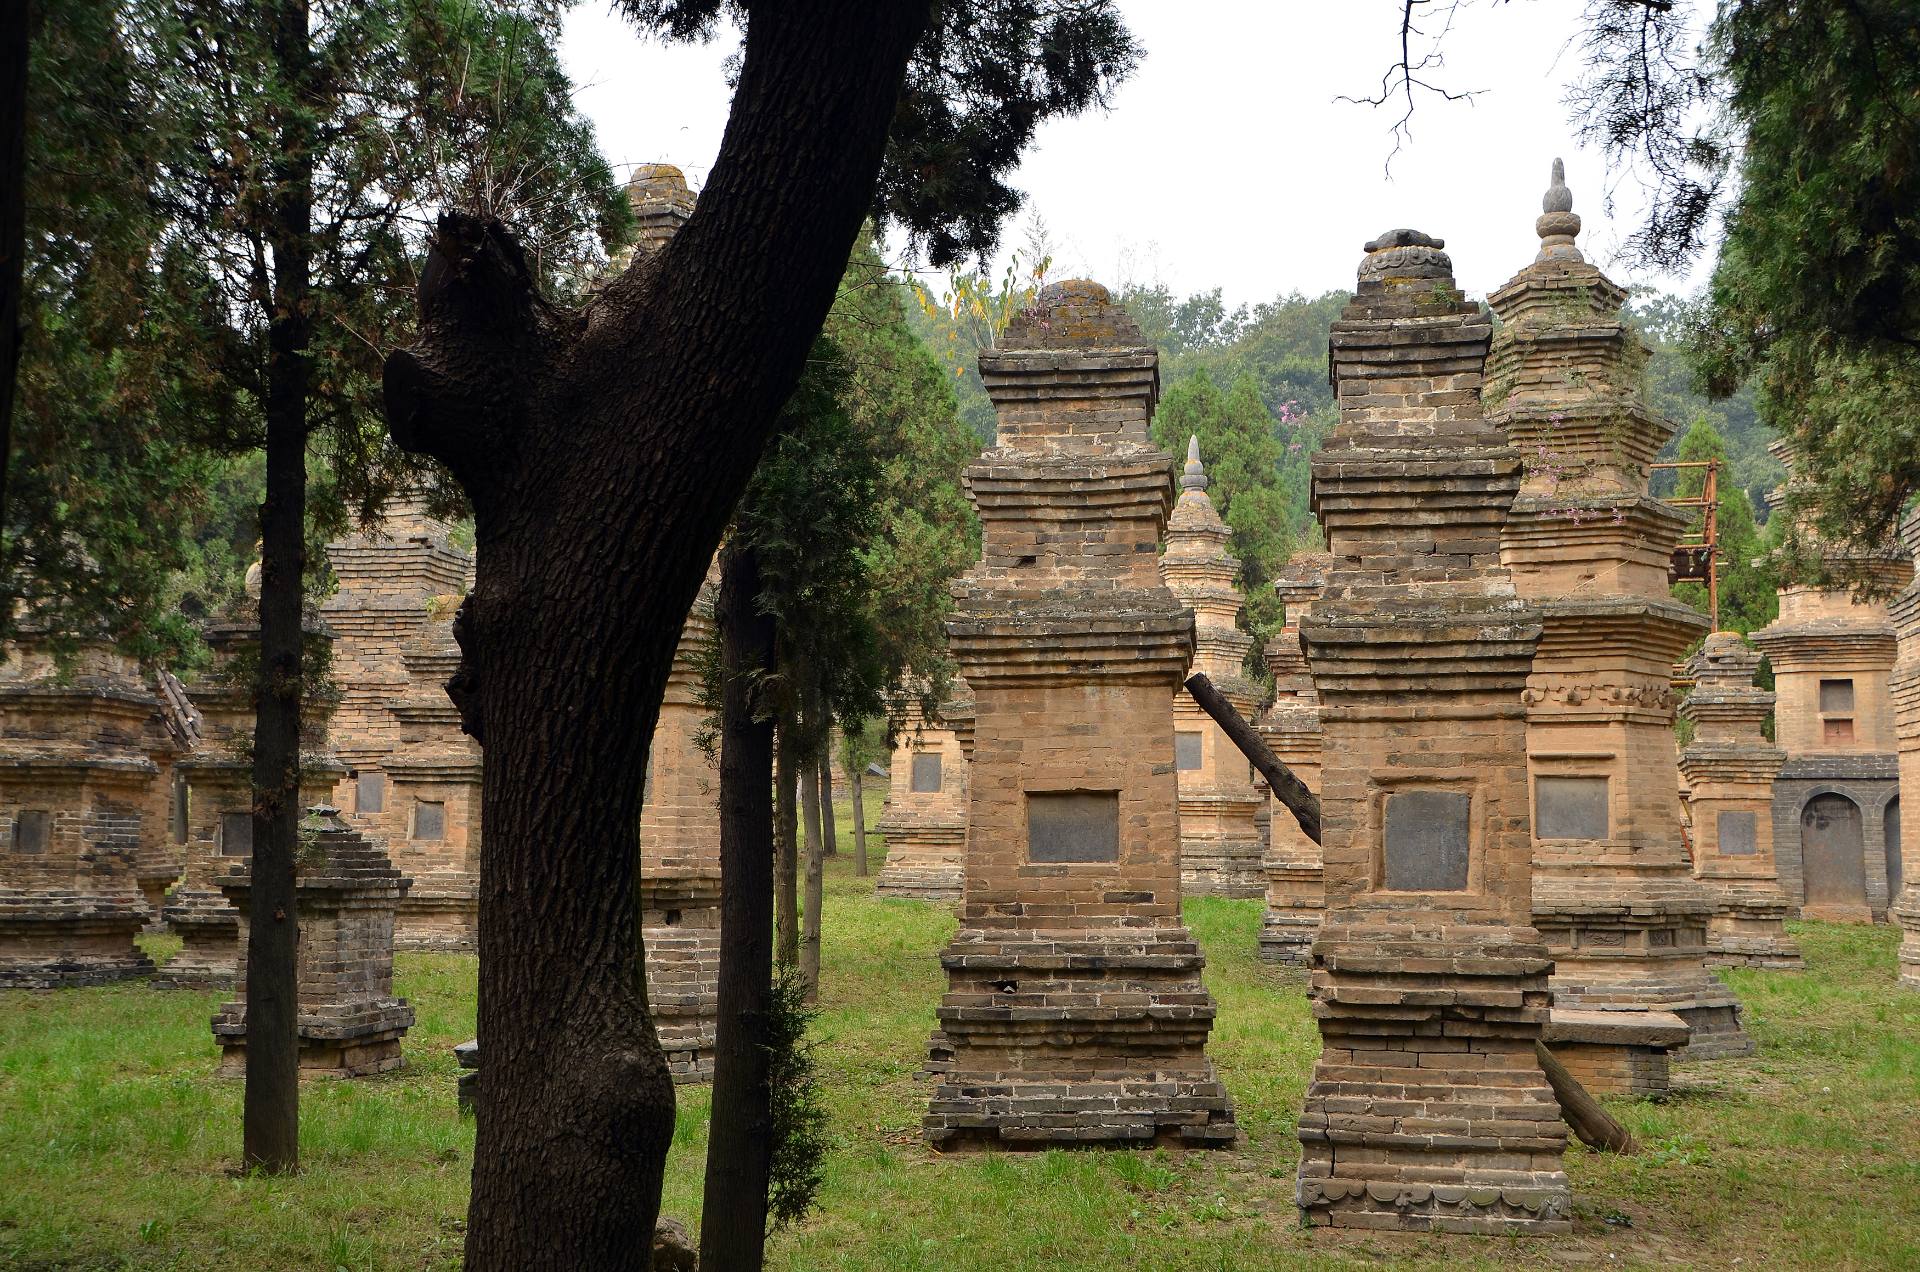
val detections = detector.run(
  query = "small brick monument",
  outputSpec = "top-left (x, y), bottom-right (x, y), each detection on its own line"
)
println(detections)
top-left (873, 679), bottom-right (969, 901)
top-left (1486, 162), bottom-right (1748, 1079)
top-left (924, 279), bottom-right (1236, 1150)
top-left (212, 805), bottom-right (414, 1076)
top-left (1679, 633), bottom-right (1802, 969)
top-left (1295, 229), bottom-right (1569, 1234)
top-left (1257, 551), bottom-right (1328, 964)
top-left (1890, 510), bottom-right (1920, 986)
top-left (158, 600), bottom-right (344, 989)
top-left (636, 557), bottom-right (724, 1082)
top-left (1163, 437), bottom-right (1266, 897)
top-left (1751, 442), bottom-right (1909, 922)
top-left (0, 631), bottom-right (176, 987)
top-left (382, 615), bottom-right (482, 951)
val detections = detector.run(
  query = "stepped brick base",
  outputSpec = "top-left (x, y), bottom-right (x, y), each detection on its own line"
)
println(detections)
top-left (151, 887), bottom-right (237, 990)
top-left (0, 892), bottom-right (154, 988)
top-left (645, 925), bottom-right (718, 1084)
top-left (1544, 1009), bottom-right (1687, 1098)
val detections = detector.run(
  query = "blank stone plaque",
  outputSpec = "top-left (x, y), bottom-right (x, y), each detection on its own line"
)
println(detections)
top-left (1175, 731), bottom-right (1204, 771)
top-left (11, 810), bottom-right (49, 854)
top-left (1819, 678), bottom-right (1855, 713)
top-left (1717, 810), bottom-right (1758, 856)
top-left (1027, 791), bottom-right (1119, 863)
top-left (910, 752), bottom-right (943, 794)
top-left (356, 771), bottom-right (386, 815)
top-left (413, 799), bottom-right (446, 842)
top-left (1535, 776), bottom-right (1609, 841)
top-left (220, 811), bottom-right (253, 857)
top-left (1382, 790), bottom-right (1471, 891)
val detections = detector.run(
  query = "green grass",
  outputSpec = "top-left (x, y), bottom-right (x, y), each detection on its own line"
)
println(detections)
top-left (3, 798), bottom-right (1918, 1269)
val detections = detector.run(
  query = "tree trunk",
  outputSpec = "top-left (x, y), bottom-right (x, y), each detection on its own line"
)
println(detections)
top-left (383, 3), bottom-right (930, 1264)
top-left (799, 726), bottom-right (824, 1001)
top-left (241, 0), bottom-right (313, 1177)
top-left (849, 754), bottom-right (869, 877)
top-left (700, 543), bottom-right (777, 1272)
top-left (775, 726), bottom-right (799, 969)
top-left (819, 751), bottom-right (838, 859)
top-left (1184, 672), bottom-right (1322, 844)
top-left (1534, 1041), bottom-right (1640, 1154)
top-left (0, 0), bottom-right (28, 539)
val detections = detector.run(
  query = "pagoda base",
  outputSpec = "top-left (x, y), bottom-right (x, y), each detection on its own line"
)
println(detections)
top-left (1179, 835), bottom-right (1265, 898)
top-left (922, 928), bottom-right (1237, 1151)
top-left (394, 887), bottom-right (479, 952)
top-left (1704, 887), bottom-right (1804, 970)
top-left (1543, 1009), bottom-right (1688, 1098)
top-left (873, 823), bottom-right (964, 902)
top-left (152, 890), bottom-right (237, 990)
top-left (214, 1000), bottom-right (416, 1078)
top-left (1297, 925), bottom-right (1570, 1236)
top-left (1257, 908), bottom-right (1320, 966)
top-left (0, 892), bottom-right (155, 988)
top-left (1895, 888), bottom-right (1920, 989)
top-left (644, 924), bottom-right (718, 1084)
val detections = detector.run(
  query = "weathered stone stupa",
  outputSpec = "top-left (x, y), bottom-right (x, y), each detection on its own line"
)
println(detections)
top-left (1295, 230), bottom-right (1568, 1233)
top-left (1679, 633), bottom-right (1802, 968)
top-left (158, 605), bottom-right (344, 989)
top-left (213, 806), bottom-right (414, 1076)
top-left (874, 679), bottom-right (970, 901)
top-left (636, 557), bottom-right (723, 1083)
top-left (1890, 510), bottom-right (1920, 986)
top-left (1162, 437), bottom-right (1266, 897)
top-left (1257, 551), bottom-right (1328, 964)
top-left (0, 633), bottom-right (175, 986)
top-left (924, 279), bottom-right (1236, 1150)
top-left (1751, 442), bottom-right (1909, 922)
top-left (382, 615), bottom-right (482, 950)
top-left (1487, 162), bottom-right (1749, 1070)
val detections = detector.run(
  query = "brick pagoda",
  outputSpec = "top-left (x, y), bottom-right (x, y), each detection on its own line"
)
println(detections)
top-left (213, 806), bottom-right (414, 1076)
top-left (924, 279), bottom-right (1236, 1150)
top-left (158, 603), bottom-right (344, 989)
top-left (1257, 551), bottom-right (1328, 964)
top-left (637, 557), bottom-right (723, 1082)
top-left (1486, 162), bottom-right (1748, 1071)
top-left (0, 631), bottom-right (175, 987)
top-left (1752, 442), bottom-right (1909, 922)
top-left (873, 679), bottom-right (969, 901)
top-left (1891, 510), bottom-right (1920, 986)
top-left (382, 615), bottom-right (482, 950)
top-left (1679, 633), bottom-right (1803, 969)
top-left (1295, 229), bottom-right (1568, 1233)
top-left (1162, 437), bottom-right (1265, 897)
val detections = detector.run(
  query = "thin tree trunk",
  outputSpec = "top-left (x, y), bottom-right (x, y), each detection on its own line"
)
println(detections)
top-left (799, 724), bottom-right (824, 1001)
top-left (775, 725), bottom-right (799, 968)
top-left (849, 753), bottom-right (869, 877)
top-left (384, 3), bottom-right (931, 1262)
top-left (241, 0), bottom-right (313, 1178)
top-left (1185, 672), bottom-right (1322, 843)
top-left (700, 543), bottom-right (777, 1271)
top-left (0, 0), bottom-right (28, 539)
top-left (819, 751), bottom-right (838, 859)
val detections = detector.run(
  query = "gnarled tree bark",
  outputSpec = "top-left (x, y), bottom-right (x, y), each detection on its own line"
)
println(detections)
top-left (384, 3), bottom-right (931, 1265)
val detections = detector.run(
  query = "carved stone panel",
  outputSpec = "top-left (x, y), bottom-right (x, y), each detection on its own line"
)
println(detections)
top-left (1381, 790), bottom-right (1471, 891)
top-left (1535, 776), bottom-right (1609, 841)
top-left (1175, 731), bottom-right (1204, 772)
top-left (1027, 791), bottom-right (1119, 864)
top-left (910, 752), bottom-right (943, 794)
top-left (1717, 810), bottom-right (1758, 856)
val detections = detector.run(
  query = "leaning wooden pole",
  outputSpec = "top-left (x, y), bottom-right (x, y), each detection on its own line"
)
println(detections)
top-left (1533, 1041), bottom-right (1640, 1154)
top-left (1184, 672), bottom-right (1321, 845)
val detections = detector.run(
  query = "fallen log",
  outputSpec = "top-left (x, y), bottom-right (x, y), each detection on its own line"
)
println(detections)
top-left (1534, 1040), bottom-right (1639, 1154)
top-left (1183, 672), bottom-right (1321, 845)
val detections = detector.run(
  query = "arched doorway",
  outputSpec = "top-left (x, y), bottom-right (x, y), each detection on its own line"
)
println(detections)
top-left (1802, 793), bottom-right (1867, 917)
top-left (1887, 797), bottom-right (1903, 902)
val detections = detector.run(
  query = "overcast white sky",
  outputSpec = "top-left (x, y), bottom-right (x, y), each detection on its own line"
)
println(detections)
top-left (559, 1), bottom-right (1716, 307)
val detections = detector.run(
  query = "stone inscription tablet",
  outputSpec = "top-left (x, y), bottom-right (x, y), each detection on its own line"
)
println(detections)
top-left (414, 799), bottom-right (446, 842)
top-left (1175, 731), bottom-right (1204, 771)
top-left (1028, 791), bottom-right (1119, 863)
top-left (1535, 775), bottom-right (1609, 841)
top-left (1382, 790), bottom-right (1471, 890)
top-left (1717, 809), bottom-right (1758, 856)
top-left (11, 810), bottom-right (48, 854)
top-left (220, 811), bottom-right (253, 857)
top-left (911, 752), bottom-right (943, 794)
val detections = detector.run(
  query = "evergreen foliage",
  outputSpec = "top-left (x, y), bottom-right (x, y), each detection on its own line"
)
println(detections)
top-left (762, 960), bottom-right (829, 1235)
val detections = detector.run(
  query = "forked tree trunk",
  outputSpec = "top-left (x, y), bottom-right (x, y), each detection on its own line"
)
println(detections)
top-left (799, 726), bottom-right (824, 1000)
top-left (849, 755), bottom-right (869, 877)
top-left (242, 0), bottom-right (313, 1177)
top-left (820, 753), bottom-right (838, 858)
top-left (382, 3), bottom-right (928, 1263)
top-left (775, 728), bottom-right (799, 968)
top-left (701, 544), bottom-right (778, 1271)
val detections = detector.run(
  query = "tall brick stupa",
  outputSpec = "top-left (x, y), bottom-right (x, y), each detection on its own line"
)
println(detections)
top-left (873, 679), bottom-right (970, 901)
top-left (1486, 162), bottom-right (1749, 1072)
top-left (1294, 229), bottom-right (1569, 1234)
top-left (1257, 551), bottom-right (1328, 964)
top-left (923, 279), bottom-right (1236, 1150)
top-left (1162, 437), bottom-right (1265, 897)
top-left (1890, 510), bottom-right (1920, 986)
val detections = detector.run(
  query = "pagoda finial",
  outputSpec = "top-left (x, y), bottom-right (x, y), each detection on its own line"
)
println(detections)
top-left (1535, 156), bottom-right (1584, 263)
top-left (1182, 434), bottom-right (1208, 491)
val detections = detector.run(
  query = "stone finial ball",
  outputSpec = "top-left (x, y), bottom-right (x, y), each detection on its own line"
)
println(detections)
top-left (1357, 229), bottom-right (1453, 282)
top-left (998, 278), bottom-right (1148, 350)
top-left (627, 162), bottom-right (693, 208)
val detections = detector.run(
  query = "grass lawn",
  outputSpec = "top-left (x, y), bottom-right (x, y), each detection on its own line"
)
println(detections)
top-left (3, 791), bottom-right (1918, 1269)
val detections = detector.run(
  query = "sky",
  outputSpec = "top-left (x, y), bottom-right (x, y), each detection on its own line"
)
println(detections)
top-left (559, 1), bottom-right (1718, 308)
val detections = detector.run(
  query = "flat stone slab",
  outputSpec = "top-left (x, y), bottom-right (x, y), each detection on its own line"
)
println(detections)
top-left (1544, 1008), bottom-right (1689, 1049)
